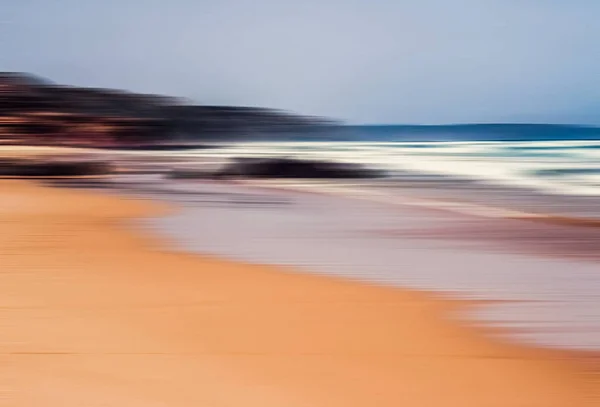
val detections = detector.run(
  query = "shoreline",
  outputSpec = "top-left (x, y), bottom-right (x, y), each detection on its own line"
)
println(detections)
top-left (1, 180), bottom-right (597, 406)
top-left (42, 176), bottom-right (600, 348)
top-left (231, 179), bottom-right (600, 227)
top-left (136, 178), bottom-right (600, 351)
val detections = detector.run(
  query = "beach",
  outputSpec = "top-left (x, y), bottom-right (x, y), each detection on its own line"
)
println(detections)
top-left (1, 179), bottom-right (596, 406)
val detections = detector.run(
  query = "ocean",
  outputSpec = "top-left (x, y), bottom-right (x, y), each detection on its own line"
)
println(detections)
top-left (148, 125), bottom-right (600, 212)
top-left (187, 139), bottom-right (600, 196)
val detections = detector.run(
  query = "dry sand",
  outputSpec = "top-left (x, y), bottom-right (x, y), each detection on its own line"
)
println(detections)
top-left (0, 180), bottom-right (595, 406)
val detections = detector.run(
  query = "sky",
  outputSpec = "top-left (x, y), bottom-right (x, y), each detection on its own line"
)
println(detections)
top-left (2, 0), bottom-right (600, 124)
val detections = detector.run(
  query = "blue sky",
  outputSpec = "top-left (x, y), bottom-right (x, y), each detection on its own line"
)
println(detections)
top-left (3, 0), bottom-right (600, 124)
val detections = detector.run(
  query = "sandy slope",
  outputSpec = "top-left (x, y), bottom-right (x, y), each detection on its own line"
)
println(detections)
top-left (0, 180), bottom-right (593, 406)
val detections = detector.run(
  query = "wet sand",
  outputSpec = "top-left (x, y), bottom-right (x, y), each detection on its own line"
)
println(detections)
top-left (0, 180), bottom-right (595, 406)
top-left (141, 179), bottom-right (600, 351)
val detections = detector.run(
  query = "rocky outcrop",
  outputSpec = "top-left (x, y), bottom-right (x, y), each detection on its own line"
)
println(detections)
top-left (214, 158), bottom-right (384, 179)
top-left (168, 169), bottom-right (215, 179)
top-left (0, 158), bottom-right (113, 177)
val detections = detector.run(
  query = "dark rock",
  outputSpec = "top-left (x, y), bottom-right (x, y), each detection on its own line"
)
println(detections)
top-left (99, 144), bottom-right (218, 151)
top-left (215, 157), bottom-right (384, 179)
top-left (168, 169), bottom-right (214, 179)
top-left (0, 159), bottom-right (113, 177)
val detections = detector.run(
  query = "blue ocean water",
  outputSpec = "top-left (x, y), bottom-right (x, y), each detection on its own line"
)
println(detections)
top-left (268, 123), bottom-right (600, 142)
top-left (167, 124), bottom-right (600, 196)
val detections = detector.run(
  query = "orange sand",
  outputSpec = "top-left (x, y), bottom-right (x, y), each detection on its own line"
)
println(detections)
top-left (0, 180), bottom-right (594, 406)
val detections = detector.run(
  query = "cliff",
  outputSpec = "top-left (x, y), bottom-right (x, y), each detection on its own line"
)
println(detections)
top-left (0, 73), bottom-right (335, 148)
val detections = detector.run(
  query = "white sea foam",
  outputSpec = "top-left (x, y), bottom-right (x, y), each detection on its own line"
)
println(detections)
top-left (173, 140), bottom-right (600, 196)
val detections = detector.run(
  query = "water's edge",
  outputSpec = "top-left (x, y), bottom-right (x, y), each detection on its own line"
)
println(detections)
top-left (135, 179), bottom-right (600, 352)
